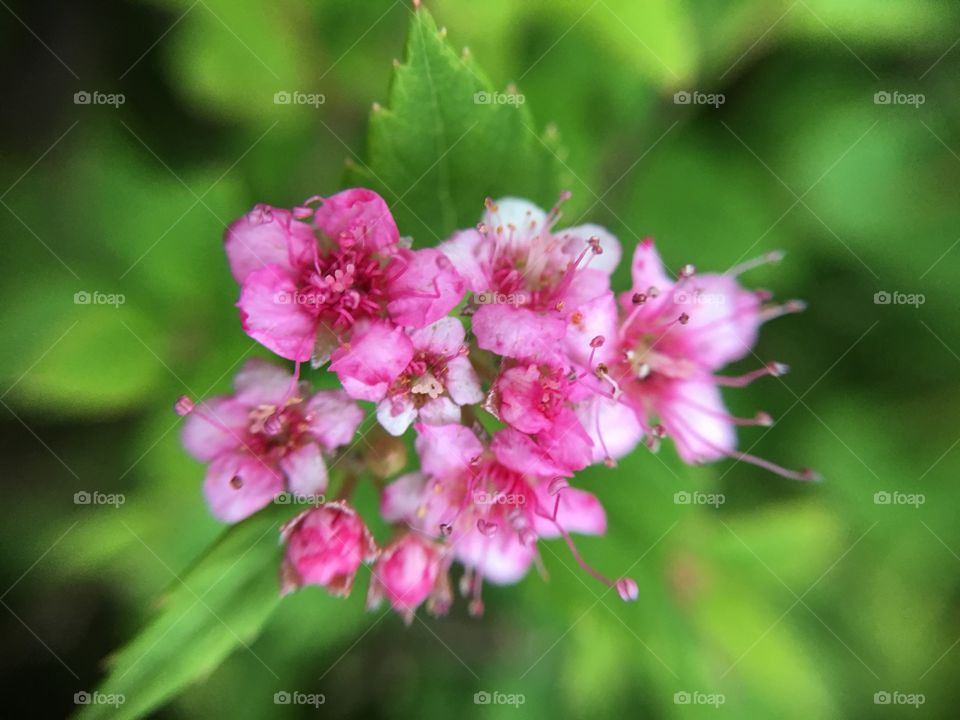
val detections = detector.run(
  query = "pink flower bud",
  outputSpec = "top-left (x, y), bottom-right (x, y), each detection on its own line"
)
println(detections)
top-left (367, 533), bottom-right (443, 624)
top-left (280, 501), bottom-right (378, 598)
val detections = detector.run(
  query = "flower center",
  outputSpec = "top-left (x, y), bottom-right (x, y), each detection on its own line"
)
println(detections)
top-left (301, 246), bottom-right (386, 329)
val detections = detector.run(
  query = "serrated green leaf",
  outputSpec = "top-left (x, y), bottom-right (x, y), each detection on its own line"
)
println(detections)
top-left (73, 503), bottom-right (290, 720)
top-left (348, 6), bottom-right (568, 243)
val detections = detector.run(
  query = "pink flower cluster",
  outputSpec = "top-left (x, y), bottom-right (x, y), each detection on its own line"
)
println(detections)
top-left (177, 188), bottom-right (813, 623)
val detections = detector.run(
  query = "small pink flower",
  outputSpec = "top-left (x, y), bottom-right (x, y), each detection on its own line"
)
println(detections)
top-left (377, 317), bottom-right (484, 435)
top-left (179, 359), bottom-right (364, 522)
top-left (440, 195), bottom-right (620, 366)
top-left (280, 501), bottom-right (378, 597)
top-left (591, 239), bottom-right (815, 479)
top-left (381, 424), bottom-right (632, 607)
top-left (367, 533), bottom-right (445, 624)
top-left (226, 189), bottom-right (465, 364)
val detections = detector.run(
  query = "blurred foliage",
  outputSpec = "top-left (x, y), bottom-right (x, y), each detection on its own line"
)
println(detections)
top-left (2, 0), bottom-right (959, 718)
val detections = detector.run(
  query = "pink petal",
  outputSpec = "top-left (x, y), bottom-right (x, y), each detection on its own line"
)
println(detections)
top-left (563, 290), bottom-right (619, 367)
top-left (445, 356), bottom-right (484, 406)
top-left (498, 364), bottom-right (553, 434)
top-left (656, 379), bottom-right (736, 463)
top-left (303, 390), bottom-right (365, 449)
top-left (533, 482), bottom-right (607, 538)
top-left (672, 273), bottom-right (762, 368)
top-left (437, 229), bottom-right (491, 292)
top-left (279, 442), bottom-right (328, 496)
top-left (386, 248), bottom-right (465, 328)
top-left (381, 472), bottom-right (427, 523)
top-left (532, 408), bottom-right (594, 474)
top-left (471, 304), bottom-right (567, 361)
top-left (232, 358), bottom-right (294, 407)
top-left (418, 396), bottom-right (461, 426)
top-left (204, 452), bottom-right (283, 523)
top-left (483, 197), bottom-right (547, 243)
top-left (237, 265), bottom-right (317, 362)
top-left (329, 320), bottom-right (414, 402)
top-left (376, 395), bottom-right (418, 437)
top-left (415, 423), bottom-right (483, 481)
top-left (181, 397), bottom-right (249, 462)
top-left (575, 395), bottom-right (645, 463)
top-left (491, 427), bottom-right (572, 479)
top-left (557, 223), bottom-right (621, 275)
top-left (224, 205), bottom-right (315, 284)
top-left (455, 529), bottom-right (536, 584)
top-left (313, 188), bottom-right (399, 251)
top-left (630, 238), bottom-right (672, 295)
top-left (408, 316), bottom-right (466, 356)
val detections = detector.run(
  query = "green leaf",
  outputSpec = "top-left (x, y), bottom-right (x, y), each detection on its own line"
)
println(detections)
top-left (73, 503), bottom-right (290, 720)
top-left (348, 5), bottom-right (568, 243)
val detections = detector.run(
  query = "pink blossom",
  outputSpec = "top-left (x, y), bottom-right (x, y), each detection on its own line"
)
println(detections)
top-left (226, 189), bottom-right (466, 364)
top-left (367, 533), bottom-right (445, 624)
top-left (440, 196), bottom-right (620, 366)
top-left (280, 501), bottom-right (379, 597)
top-left (381, 424), bottom-right (634, 610)
top-left (589, 239), bottom-right (816, 479)
top-left (179, 358), bottom-right (364, 522)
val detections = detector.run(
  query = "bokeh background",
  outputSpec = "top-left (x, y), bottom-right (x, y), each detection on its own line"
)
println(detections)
top-left (2, 0), bottom-right (959, 717)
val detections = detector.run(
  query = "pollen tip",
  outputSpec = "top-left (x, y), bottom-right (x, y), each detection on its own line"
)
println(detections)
top-left (590, 335), bottom-right (605, 348)
top-left (785, 299), bottom-right (807, 313)
top-left (769, 362), bottom-right (790, 376)
top-left (229, 475), bottom-right (243, 489)
top-left (604, 456), bottom-right (617, 468)
top-left (174, 395), bottom-right (194, 416)
top-left (755, 411), bottom-right (774, 426)
top-left (616, 577), bottom-right (639, 602)
top-left (800, 468), bottom-right (823, 482)
top-left (678, 312), bottom-right (690, 325)
top-left (548, 477), bottom-right (569, 496)
top-left (468, 598), bottom-right (485, 617)
top-left (632, 292), bottom-right (647, 305)
top-left (679, 263), bottom-right (695, 278)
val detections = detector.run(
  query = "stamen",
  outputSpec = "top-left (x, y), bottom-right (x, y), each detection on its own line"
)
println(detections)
top-left (714, 362), bottom-right (789, 387)
top-left (727, 250), bottom-right (785, 277)
top-left (174, 395), bottom-right (194, 416)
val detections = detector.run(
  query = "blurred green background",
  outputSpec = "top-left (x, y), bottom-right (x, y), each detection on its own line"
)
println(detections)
top-left (2, 0), bottom-right (959, 717)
